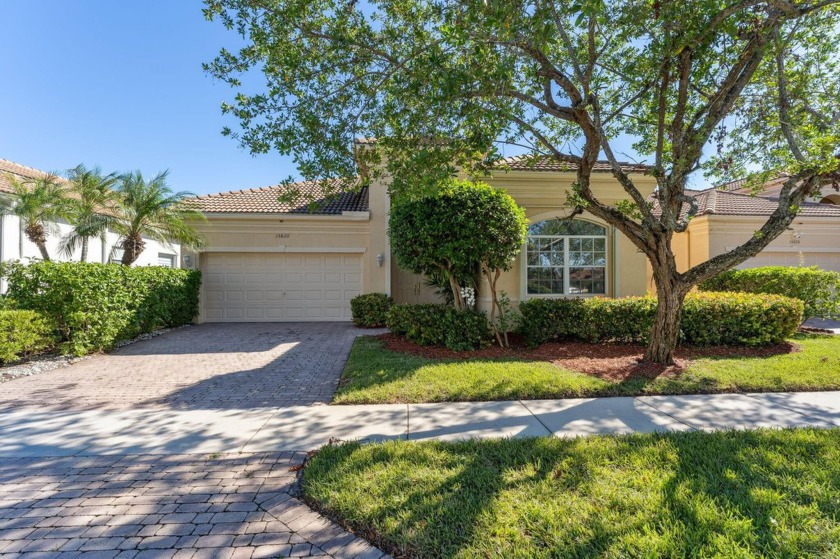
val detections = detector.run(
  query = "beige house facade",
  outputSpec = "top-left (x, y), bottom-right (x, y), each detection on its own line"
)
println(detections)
top-left (661, 179), bottom-right (840, 290)
top-left (186, 157), bottom-right (656, 322)
top-left (185, 159), bottom-right (840, 323)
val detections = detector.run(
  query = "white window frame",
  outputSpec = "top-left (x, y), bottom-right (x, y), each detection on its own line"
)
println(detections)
top-left (522, 219), bottom-right (609, 299)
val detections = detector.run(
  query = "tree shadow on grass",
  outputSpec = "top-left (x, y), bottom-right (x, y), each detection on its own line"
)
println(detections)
top-left (305, 428), bottom-right (840, 558)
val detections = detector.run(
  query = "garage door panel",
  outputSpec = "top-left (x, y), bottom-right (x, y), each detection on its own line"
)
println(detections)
top-left (743, 252), bottom-right (840, 273)
top-left (202, 252), bottom-right (361, 322)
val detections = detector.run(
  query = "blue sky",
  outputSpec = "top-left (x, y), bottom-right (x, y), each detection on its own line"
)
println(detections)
top-left (0, 0), bottom-right (296, 195)
top-left (0, 1), bottom-right (712, 195)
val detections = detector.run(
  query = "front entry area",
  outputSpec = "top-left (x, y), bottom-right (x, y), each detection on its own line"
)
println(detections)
top-left (201, 252), bottom-right (362, 322)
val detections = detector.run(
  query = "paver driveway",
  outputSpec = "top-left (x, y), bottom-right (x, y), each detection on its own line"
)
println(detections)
top-left (0, 323), bottom-right (364, 410)
top-left (0, 323), bottom-right (389, 559)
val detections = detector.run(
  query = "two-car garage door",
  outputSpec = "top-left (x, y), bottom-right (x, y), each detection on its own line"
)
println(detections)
top-left (202, 253), bottom-right (362, 322)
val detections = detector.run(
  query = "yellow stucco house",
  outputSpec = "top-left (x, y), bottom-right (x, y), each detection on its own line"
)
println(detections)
top-left (184, 157), bottom-right (840, 323)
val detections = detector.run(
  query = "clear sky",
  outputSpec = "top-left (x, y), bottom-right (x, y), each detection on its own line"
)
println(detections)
top-left (0, 1), bottom-right (711, 195)
top-left (0, 0), bottom-right (298, 195)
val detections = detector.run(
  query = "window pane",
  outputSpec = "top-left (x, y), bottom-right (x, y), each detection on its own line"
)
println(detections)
top-left (527, 267), bottom-right (563, 294)
top-left (528, 219), bottom-right (606, 236)
top-left (594, 238), bottom-right (606, 251)
top-left (569, 238), bottom-right (581, 251)
top-left (581, 238), bottom-right (593, 251)
top-left (594, 252), bottom-right (607, 266)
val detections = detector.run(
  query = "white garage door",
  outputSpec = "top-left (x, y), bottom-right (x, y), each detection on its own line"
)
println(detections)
top-left (742, 252), bottom-right (840, 273)
top-left (202, 253), bottom-right (362, 322)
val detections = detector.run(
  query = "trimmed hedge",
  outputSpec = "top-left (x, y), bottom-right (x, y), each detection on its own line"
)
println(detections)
top-left (0, 310), bottom-right (56, 363)
top-left (519, 292), bottom-right (803, 347)
top-left (5, 262), bottom-right (201, 355)
top-left (699, 265), bottom-right (840, 320)
top-left (386, 303), bottom-right (493, 351)
top-left (350, 293), bottom-right (393, 327)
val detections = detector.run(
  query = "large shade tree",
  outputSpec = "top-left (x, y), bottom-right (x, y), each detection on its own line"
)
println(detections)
top-left (0, 174), bottom-right (69, 261)
top-left (204, 0), bottom-right (840, 364)
top-left (60, 165), bottom-right (120, 262)
top-left (111, 171), bottom-right (206, 266)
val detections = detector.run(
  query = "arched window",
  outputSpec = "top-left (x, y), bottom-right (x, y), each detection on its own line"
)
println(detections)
top-left (526, 218), bottom-right (607, 296)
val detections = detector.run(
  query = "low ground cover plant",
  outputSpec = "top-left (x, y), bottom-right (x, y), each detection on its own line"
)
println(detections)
top-left (700, 265), bottom-right (840, 320)
top-left (386, 303), bottom-right (493, 351)
top-left (350, 293), bottom-right (393, 327)
top-left (304, 429), bottom-right (840, 559)
top-left (519, 291), bottom-right (803, 347)
top-left (0, 310), bottom-right (56, 363)
top-left (5, 261), bottom-right (201, 355)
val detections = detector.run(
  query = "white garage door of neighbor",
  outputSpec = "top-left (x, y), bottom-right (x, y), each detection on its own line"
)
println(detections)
top-left (742, 252), bottom-right (840, 273)
top-left (202, 253), bottom-right (362, 322)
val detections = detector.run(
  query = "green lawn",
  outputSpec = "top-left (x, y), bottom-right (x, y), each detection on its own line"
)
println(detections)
top-left (303, 429), bottom-right (840, 558)
top-left (332, 334), bottom-right (840, 404)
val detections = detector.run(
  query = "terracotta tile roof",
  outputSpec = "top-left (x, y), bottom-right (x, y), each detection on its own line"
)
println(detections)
top-left (185, 178), bottom-right (369, 214)
top-left (713, 174), bottom-right (790, 193)
top-left (0, 158), bottom-right (68, 194)
top-left (493, 154), bottom-right (650, 173)
top-left (694, 189), bottom-right (840, 217)
top-left (653, 187), bottom-right (840, 219)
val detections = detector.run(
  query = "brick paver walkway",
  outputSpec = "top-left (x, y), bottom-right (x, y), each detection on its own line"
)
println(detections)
top-left (0, 452), bottom-right (385, 558)
top-left (0, 323), bottom-right (389, 558)
top-left (0, 323), bottom-right (366, 410)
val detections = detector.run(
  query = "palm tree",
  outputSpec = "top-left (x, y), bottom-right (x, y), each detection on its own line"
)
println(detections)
top-left (60, 164), bottom-right (120, 262)
top-left (0, 173), bottom-right (70, 261)
top-left (111, 170), bottom-right (205, 266)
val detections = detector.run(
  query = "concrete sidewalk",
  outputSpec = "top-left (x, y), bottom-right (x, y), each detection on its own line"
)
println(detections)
top-left (3, 391), bottom-right (840, 457)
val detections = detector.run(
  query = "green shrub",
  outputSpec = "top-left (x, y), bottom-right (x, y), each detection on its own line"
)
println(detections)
top-left (386, 303), bottom-right (492, 350)
top-left (681, 291), bottom-right (803, 346)
top-left (5, 261), bottom-right (201, 355)
top-left (350, 293), bottom-right (393, 327)
top-left (519, 292), bottom-right (802, 347)
top-left (699, 266), bottom-right (839, 320)
top-left (0, 310), bottom-right (56, 362)
top-left (517, 298), bottom-right (589, 345)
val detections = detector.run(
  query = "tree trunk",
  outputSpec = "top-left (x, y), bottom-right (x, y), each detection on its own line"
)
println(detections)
top-left (35, 242), bottom-right (51, 262)
top-left (448, 272), bottom-right (465, 310)
top-left (25, 223), bottom-right (50, 261)
top-left (644, 273), bottom-right (688, 365)
top-left (121, 234), bottom-right (145, 266)
top-left (80, 237), bottom-right (88, 262)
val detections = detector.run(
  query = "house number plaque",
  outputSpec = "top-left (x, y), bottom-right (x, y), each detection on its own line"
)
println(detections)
top-left (275, 233), bottom-right (291, 239)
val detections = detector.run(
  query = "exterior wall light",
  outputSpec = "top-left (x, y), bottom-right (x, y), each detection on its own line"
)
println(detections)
top-left (183, 254), bottom-right (193, 269)
top-left (376, 253), bottom-right (385, 267)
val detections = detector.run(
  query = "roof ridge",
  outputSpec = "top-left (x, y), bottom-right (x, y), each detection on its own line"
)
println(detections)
top-left (190, 176), bottom-right (360, 200)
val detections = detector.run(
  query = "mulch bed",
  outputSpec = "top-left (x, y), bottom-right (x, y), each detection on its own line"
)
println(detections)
top-left (376, 333), bottom-right (799, 381)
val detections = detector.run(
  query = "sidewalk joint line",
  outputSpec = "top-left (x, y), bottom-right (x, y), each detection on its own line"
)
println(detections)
top-left (634, 397), bottom-right (697, 431)
top-left (518, 400), bottom-right (555, 437)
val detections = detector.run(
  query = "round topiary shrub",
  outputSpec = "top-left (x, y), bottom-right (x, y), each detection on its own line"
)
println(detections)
top-left (350, 293), bottom-right (394, 327)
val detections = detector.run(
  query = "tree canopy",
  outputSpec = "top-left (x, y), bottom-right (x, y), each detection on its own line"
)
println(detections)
top-left (204, 0), bottom-right (840, 363)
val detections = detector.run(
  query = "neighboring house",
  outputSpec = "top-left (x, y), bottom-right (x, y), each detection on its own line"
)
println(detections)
top-left (185, 154), bottom-right (840, 323)
top-left (0, 159), bottom-right (182, 269)
top-left (665, 177), bottom-right (840, 290)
